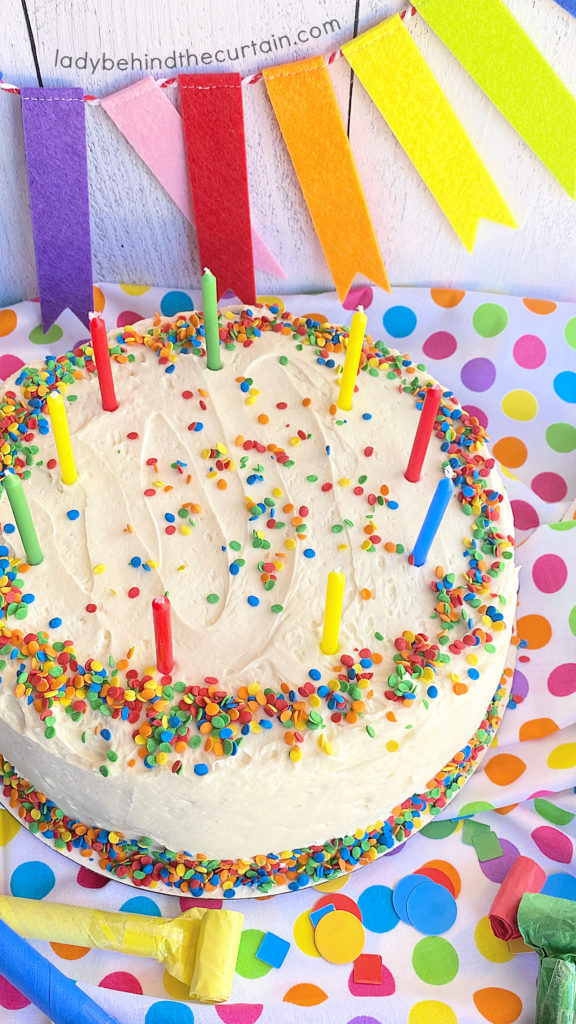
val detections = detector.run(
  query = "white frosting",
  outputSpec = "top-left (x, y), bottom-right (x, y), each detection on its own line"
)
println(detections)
top-left (0, 308), bottom-right (517, 860)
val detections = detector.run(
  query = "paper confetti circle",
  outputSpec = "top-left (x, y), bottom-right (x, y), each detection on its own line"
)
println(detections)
top-left (312, 893), bottom-right (363, 921)
top-left (416, 861), bottom-right (461, 898)
top-left (314, 910), bottom-right (365, 963)
top-left (357, 885), bottom-right (399, 933)
top-left (392, 875), bottom-right (430, 923)
top-left (406, 882), bottom-right (457, 935)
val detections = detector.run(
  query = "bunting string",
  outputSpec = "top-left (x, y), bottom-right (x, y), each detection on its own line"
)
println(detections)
top-left (0, 6), bottom-right (417, 102)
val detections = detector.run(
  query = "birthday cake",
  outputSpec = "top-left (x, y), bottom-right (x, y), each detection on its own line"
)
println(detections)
top-left (0, 303), bottom-right (518, 896)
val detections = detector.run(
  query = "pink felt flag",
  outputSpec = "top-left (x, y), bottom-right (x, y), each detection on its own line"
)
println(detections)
top-left (101, 77), bottom-right (284, 280)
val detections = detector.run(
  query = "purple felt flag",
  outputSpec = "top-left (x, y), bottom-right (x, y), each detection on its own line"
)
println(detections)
top-left (21, 88), bottom-right (94, 331)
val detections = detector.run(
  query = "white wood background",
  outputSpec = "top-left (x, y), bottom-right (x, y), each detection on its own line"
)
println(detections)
top-left (2, 0), bottom-right (576, 308)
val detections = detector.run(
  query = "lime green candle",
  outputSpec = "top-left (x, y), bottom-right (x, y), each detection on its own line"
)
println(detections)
top-left (3, 473), bottom-right (43, 565)
top-left (201, 267), bottom-right (222, 371)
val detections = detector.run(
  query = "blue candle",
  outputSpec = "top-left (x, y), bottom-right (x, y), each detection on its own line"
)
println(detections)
top-left (411, 474), bottom-right (454, 567)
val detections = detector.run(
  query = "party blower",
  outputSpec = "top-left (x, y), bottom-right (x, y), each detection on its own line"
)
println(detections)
top-left (0, 897), bottom-right (243, 1003)
top-left (518, 893), bottom-right (576, 1024)
top-left (0, 918), bottom-right (120, 1024)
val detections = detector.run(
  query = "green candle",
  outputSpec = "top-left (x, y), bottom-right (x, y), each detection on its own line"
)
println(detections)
top-left (201, 267), bottom-right (222, 371)
top-left (3, 473), bottom-right (43, 565)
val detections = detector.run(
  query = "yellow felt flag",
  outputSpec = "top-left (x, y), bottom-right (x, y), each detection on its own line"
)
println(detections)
top-left (263, 56), bottom-right (389, 301)
top-left (343, 16), bottom-right (516, 250)
top-left (415, 0), bottom-right (576, 196)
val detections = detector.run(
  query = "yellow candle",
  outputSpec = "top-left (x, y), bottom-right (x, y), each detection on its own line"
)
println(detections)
top-left (337, 307), bottom-right (368, 411)
top-left (320, 569), bottom-right (345, 655)
top-left (46, 392), bottom-right (77, 485)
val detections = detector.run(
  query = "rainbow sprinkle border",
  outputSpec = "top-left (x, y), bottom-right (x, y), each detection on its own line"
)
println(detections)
top-left (0, 664), bottom-right (515, 898)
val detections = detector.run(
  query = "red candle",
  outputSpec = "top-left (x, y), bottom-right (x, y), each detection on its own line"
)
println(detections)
top-left (152, 596), bottom-right (174, 675)
top-left (405, 385), bottom-right (442, 483)
top-left (89, 312), bottom-right (118, 412)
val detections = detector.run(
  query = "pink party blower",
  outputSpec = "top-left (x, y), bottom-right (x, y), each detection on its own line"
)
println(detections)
top-left (489, 855), bottom-right (546, 940)
top-left (0, 918), bottom-right (121, 1024)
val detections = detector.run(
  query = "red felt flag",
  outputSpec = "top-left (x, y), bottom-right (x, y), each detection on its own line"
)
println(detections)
top-left (179, 73), bottom-right (256, 304)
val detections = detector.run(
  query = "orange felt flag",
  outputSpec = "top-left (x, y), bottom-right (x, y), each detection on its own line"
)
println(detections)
top-left (263, 57), bottom-right (389, 301)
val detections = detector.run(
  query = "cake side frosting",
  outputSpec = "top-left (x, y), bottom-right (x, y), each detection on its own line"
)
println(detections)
top-left (0, 305), bottom-right (518, 886)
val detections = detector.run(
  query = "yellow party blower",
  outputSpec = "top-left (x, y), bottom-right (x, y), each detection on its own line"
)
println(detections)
top-left (0, 896), bottom-right (243, 1003)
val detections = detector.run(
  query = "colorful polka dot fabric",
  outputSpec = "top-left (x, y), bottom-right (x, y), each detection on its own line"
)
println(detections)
top-left (0, 283), bottom-right (574, 1023)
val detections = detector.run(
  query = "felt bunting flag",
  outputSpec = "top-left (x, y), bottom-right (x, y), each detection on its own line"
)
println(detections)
top-left (101, 77), bottom-right (284, 279)
top-left (414, 0), bottom-right (576, 195)
top-left (263, 56), bottom-right (389, 302)
top-left (343, 17), bottom-right (516, 250)
top-left (552, 0), bottom-right (576, 14)
top-left (20, 87), bottom-right (94, 332)
top-left (179, 73), bottom-right (256, 304)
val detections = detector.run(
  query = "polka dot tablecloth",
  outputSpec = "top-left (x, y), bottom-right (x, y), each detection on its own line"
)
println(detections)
top-left (0, 283), bottom-right (575, 1024)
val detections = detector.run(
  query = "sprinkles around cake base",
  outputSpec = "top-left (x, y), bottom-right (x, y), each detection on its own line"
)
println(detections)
top-left (0, 651), bottom-right (517, 899)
